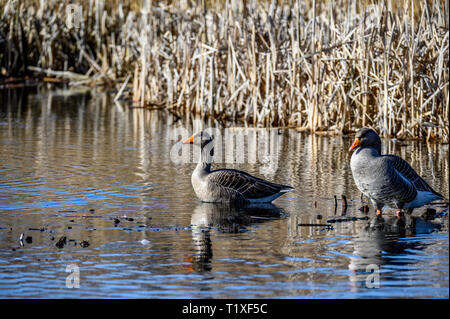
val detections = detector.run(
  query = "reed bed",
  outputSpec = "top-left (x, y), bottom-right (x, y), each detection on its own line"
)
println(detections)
top-left (0, 0), bottom-right (448, 142)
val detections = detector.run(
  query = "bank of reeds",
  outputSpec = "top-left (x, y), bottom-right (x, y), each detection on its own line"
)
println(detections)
top-left (0, 0), bottom-right (448, 142)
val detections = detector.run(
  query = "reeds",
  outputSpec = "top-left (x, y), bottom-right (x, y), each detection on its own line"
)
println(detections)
top-left (0, 0), bottom-right (448, 142)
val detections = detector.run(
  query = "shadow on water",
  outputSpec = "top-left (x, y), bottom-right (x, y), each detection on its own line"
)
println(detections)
top-left (188, 202), bottom-right (288, 273)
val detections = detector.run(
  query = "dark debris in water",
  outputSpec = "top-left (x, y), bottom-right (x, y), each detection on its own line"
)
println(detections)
top-left (55, 236), bottom-right (67, 249)
top-left (298, 223), bottom-right (334, 231)
top-left (55, 236), bottom-right (90, 249)
top-left (56, 210), bottom-right (139, 224)
top-left (327, 216), bottom-right (369, 223)
top-left (2, 207), bottom-right (235, 252)
top-left (297, 215), bottom-right (371, 230)
top-left (80, 241), bottom-right (90, 248)
top-left (28, 227), bottom-right (48, 232)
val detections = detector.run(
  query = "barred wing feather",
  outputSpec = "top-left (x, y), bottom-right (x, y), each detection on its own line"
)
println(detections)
top-left (208, 169), bottom-right (293, 200)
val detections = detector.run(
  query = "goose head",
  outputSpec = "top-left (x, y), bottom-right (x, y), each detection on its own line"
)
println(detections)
top-left (349, 128), bottom-right (382, 153)
top-left (183, 131), bottom-right (215, 162)
top-left (183, 131), bottom-right (213, 148)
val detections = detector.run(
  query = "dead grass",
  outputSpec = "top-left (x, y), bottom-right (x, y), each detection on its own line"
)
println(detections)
top-left (0, 0), bottom-right (448, 141)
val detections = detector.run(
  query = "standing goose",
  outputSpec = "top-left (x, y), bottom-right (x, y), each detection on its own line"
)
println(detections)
top-left (183, 131), bottom-right (294, 205)
top-left (349, 128), bottom-right (445, 217)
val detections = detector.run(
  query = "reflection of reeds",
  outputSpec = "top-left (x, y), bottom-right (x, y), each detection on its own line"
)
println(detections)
top-left (0, 0), bottom-right (448, 141)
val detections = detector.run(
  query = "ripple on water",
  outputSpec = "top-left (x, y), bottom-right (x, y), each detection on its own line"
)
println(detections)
top-left (0, 89), bottom-right (448, 298)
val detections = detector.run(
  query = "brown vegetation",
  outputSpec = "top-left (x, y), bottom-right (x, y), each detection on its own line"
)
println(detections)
top-left (0, 0), bottom-right (448, 141)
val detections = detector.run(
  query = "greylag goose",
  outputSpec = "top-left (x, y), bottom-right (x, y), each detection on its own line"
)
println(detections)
top-left (349, 127), bottom-right (444, 217)
top-left (183, 131), bottom-right (294, 205)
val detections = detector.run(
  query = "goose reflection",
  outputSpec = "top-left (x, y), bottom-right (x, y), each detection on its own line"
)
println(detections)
top-left (187, 202), bottom-right (288, 273)
top-left (348, 212), bottom-right (445, 290)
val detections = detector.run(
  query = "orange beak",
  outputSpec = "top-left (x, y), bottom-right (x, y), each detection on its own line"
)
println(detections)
top-left (349, 138), bottom-right (360, 151)
top-left (183, 135), bottom-right (194, 144)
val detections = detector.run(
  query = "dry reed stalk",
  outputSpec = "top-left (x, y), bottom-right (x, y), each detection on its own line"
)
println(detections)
top-left (0, 0), bottom-right (448, 142)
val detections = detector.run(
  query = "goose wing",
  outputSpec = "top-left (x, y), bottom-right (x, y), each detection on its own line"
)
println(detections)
top-left (207, 168), bottom-right (293, 200)
top-left (384, 155), bottom-right (443, 199)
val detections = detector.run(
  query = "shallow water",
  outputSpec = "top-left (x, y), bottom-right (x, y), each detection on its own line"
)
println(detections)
top-left (0, 87), bottom-right (448, 298)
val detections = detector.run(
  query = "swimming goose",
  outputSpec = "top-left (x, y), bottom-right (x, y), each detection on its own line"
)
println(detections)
top-left (349, 127), bottom-right (444, 217)
top-left (183, 131), bottom-right (294, 205)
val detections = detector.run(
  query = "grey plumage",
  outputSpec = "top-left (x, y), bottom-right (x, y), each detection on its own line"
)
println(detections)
top-left (184, 131), bottom-right (294, 205)
top-left (349, 128), bottom-right (444, 214)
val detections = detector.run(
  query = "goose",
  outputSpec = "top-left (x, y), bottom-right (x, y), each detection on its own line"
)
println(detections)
top-left (349, 127), bottom-right (445, 217)
top-left (183, 131), bottom-right (294, 205)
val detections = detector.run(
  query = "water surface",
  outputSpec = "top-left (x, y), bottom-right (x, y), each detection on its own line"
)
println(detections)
top-left (0, 88), bottom-right (448, 298)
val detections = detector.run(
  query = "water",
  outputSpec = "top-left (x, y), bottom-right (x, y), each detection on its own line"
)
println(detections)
top-left (0, 87), bottom-right (448, 299)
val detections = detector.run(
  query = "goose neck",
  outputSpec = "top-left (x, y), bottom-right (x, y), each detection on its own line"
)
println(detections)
top-left (197, 143), bottom-right (214, 172)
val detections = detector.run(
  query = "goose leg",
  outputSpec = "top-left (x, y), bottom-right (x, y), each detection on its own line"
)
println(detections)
top-left (376, 209), bottom-right (382, 216)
